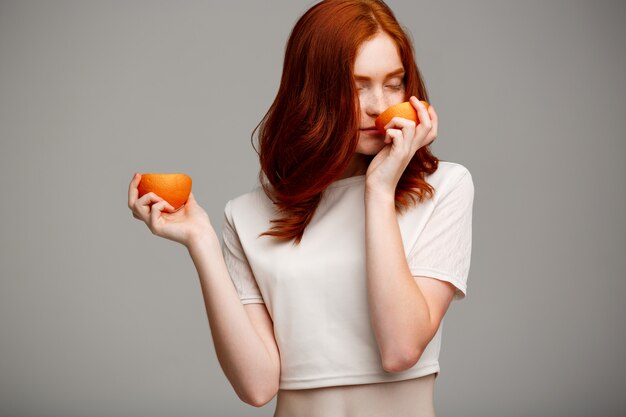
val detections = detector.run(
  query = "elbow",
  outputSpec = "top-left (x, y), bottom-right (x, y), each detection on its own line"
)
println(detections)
top-left (242, 380), bottom-right (280, 408)
top-left (246, 394), bottom-right (273, 408)
top-left (246, 389), bottom-right (277, 408)
top-left (233, 357), bottom-right (281, 407)
top-left (382, 348), bottom-right (422, 373)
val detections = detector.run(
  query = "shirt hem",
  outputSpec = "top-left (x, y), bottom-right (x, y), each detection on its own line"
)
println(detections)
top-left (240, 297), bottom-right (264, 304)
top-left (409, 266), bottom-right (467, 299)
top-left (278, 362), bottom-right (440, 390)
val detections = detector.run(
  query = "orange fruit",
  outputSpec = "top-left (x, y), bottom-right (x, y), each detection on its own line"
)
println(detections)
top-left (374, 100), bottom-right (430, 133)
top-left (137, 173), bottom-right (192, 210)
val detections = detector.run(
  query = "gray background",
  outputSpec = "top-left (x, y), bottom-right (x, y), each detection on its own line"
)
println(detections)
top-left (1, 1), bottom-right (624, 416)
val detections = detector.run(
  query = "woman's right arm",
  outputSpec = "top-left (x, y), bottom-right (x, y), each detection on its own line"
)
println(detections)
top-left (127, 173), bottom-right (280, 407)
top-left (187, 232), bottom-right (281, 407)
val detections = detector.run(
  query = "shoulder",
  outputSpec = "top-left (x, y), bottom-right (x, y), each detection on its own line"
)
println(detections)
top-left (426, 161), bottom-right (474, 201)
top-left (225, 185), bottom-right (264, 211)
top-left (224, 185), bottom-right (275, 226)
top-left (427, 161), bottom-right (472, 187)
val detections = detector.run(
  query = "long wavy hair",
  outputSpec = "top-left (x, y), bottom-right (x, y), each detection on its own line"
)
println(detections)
top-left (251, 0), bottom-right (438, 245)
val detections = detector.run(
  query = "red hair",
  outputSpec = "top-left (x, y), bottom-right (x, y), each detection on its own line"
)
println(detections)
top-left (252, 0), bottom-right (438, 244)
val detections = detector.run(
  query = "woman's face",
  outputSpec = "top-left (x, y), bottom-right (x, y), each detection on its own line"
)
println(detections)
top-left (353, 31), bottom-right (406, 156)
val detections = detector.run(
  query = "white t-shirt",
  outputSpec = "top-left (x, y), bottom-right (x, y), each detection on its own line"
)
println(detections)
top-left (221, 161), bottom-right (474, 390)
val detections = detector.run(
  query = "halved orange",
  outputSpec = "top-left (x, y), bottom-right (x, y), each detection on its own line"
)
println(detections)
top-left (375, 100), bottom-right (429, 133)
top-left (137, 173), bottom-right (192, 210)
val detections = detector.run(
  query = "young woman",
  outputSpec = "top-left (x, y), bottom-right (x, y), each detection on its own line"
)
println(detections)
top-left (128, 1), bottom-right (474, 416)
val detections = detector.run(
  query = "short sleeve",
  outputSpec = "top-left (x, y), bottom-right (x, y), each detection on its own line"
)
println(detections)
top-left (221, 200), bottom-right (265, 305)
top-left (407, 170), bottom-right (474, 301)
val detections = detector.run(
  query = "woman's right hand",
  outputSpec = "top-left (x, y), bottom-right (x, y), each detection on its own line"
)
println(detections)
top-left (128, 173), bottom-right (213, 247)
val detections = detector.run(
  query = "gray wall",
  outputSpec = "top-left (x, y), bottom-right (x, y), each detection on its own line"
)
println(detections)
top-left (1, 1), bottom-right (624, 416)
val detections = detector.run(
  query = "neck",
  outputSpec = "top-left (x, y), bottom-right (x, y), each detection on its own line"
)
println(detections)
top-left (339, 154), bottom-right (371, 179)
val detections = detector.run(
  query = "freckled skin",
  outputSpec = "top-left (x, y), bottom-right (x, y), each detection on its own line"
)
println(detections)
top-left (354, 32), bottom-right (406, 158)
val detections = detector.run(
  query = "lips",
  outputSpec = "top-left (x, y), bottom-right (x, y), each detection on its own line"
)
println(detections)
top-left (360, 127), bottom-right (382, 134)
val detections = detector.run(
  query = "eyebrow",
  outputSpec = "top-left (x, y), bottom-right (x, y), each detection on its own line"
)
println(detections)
top-left (353, 68), bottom-right (405, 81)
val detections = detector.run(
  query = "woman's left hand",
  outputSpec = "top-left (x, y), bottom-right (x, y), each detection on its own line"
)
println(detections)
top-left (365, 96), bottom-right (437, 199)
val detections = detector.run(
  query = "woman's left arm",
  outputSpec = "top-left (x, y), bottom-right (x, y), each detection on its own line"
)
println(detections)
top-left (365, 97), bottom-right (456, 373)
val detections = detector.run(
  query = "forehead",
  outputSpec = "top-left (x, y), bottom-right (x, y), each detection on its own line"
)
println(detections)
top-left (353, 32), bottom-right (403, 78)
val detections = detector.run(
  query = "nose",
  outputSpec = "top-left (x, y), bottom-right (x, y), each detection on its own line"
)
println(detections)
top-left (363, 88), bottom-right (390, 118)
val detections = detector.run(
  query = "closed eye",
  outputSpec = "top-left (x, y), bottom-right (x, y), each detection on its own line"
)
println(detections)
top-left (357, 84), bottom-right (404, 91)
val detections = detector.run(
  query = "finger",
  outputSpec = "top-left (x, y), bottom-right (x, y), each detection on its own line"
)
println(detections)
top-left (403, 98), bottom-right (433, 153)
top-left (133, 192), bottom-right (164, 221)
top-left (384, 127), bottom-right (402, 145)
top-left (419, 105), bottom-right (437, 147)
top-left (428, 104), bottom-right (437, 122)
top-left (128, 172), bottom-right (142, 210)
top-left (149, 200), bottom-right (171, 234)
top-left (384, 115), bottom-right (416, 132)
top-left (428, 105), bottom-right (438, 138)
top-left (137, 191), bottom-right (164, 206)
top-left (154, 196), bottom-right (176, 214)
top-left (384, 117), bottom-right (416, 151)
top-left (412, 98), bottom-right (432, 131)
